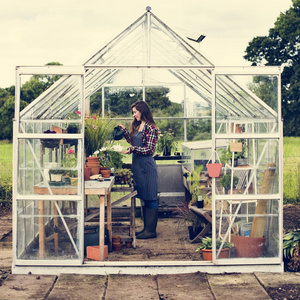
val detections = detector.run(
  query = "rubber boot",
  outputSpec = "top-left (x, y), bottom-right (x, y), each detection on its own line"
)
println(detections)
top-left (136, 207), bottom-right (158, 239)
top-left (136, 206), bottom-right (146, 235)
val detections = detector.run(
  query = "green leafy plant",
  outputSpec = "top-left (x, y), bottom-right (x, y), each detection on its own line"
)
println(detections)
top-left (156, 128), bottom-right (178, 155)
top-left (66, 110), bottom-right (81, 132)
top-left (61, 148), bottom-right (77, 177)
top-left (196, 237), bottom-right (233, 251)
top-left (186, 165), bottom-right (204, 203)
top-left (220, 174), bottom-right (239, 193)
top-left (114, 168), bottom-right (133, 185)
top-left (283, 230), bottom-right (300, 271)
top-left (84, 115), bottom-right (113, 157)
top-left (94, 147), bottom-right (123, 170)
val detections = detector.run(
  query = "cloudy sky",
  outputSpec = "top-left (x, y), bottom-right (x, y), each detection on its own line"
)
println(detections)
top-left (0, 0), bottom-right (292, 88)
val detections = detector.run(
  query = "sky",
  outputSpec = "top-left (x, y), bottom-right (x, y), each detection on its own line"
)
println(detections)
top-left (0, 0), bottom-right (292, 88)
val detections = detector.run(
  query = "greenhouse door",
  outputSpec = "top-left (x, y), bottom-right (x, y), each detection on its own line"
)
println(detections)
top-left (13, 66), bottom-right (86, 266)
top-left (210, 66), bottom-right (283, 268)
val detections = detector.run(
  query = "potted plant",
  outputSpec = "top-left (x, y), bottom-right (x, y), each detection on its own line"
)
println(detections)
top-left (94, 146), bottom-right (123, 173)
top-left (63, 110), bottom-right (81, 146)
top-left (61, 148), bottom-right (78, 185)
top-left (196, 237), bottom-right (233, 261)
top-left (220, 141), bottom-right (247, 167)
top-left (48, 169), bottom-right (65, 182)
top-left (283, 230), bottom-right (300, 271)
top-left (41, 129), bottom-right (60, 148)
top-left (84, 115), bottom-right (113, 157)
top-left (220, 146), bottom-right (238, 167)
top-left (156, 128), bottom-right (178, 156)
top-left (114, 168), bottom-right (133, 186)
top-left (220, 173), bottom-right (239, 194)
top-left (185, 166), bottom-right (204, 203)
top-left (176, 206), bottom-right (203, 240)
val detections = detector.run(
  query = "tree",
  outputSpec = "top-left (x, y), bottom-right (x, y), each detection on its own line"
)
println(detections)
top-left (244, 0), bottom-right (300, 136)
top-left (0, 62), bottom-right (62, 140)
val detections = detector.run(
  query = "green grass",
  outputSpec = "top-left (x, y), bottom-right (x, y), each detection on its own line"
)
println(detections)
top-left (1, 138), bottom-right (300, 204)
top-left (0, 140), bottom-right (12, 180)
top-left (283, 137), bottom-right (300, 203)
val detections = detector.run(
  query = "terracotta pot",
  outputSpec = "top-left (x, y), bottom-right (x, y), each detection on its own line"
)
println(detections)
top-left (84, 166), bottom-right (91, 181)
top-left (86, 157), bottom-right (100, 175)
top-left (112, 242), bottom-right (123, 251)
top-left (125, 241), bottom-right (132, 248)
top-left (86, 245), bottom-right (108, 260)
top-left (201, 248), bottom-right (230, 261)
top-left (86, 157), bottom-right (99, 163)
top-left (112, 236), bottom-right (121, 243)
top-left (101, 169), bottom-right (111, 178)
top-left (232, 235), bottom-right (266, 258)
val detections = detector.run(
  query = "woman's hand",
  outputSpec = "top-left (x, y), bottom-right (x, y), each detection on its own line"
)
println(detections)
top-left (121, 148), bottom-right (130, 154)
top-left (117, 124), bottom-right (125, 130)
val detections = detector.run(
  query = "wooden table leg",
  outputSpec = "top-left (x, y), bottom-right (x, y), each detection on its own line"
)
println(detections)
top-left (85, 195), bottom-right (88, 216)
top-left (99, 195), bottom-right (105, 261)
top-left (38, 200), bottom-right (45, 259)
top-left (53, 202), bottom-right (58, 253)
top-left (107, 193), bottom-right (112, 251)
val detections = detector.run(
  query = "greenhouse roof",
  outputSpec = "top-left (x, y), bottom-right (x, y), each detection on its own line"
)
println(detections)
top-left (20, 7), bottom-right (278, 121)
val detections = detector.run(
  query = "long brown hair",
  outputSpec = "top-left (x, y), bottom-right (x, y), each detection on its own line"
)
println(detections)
top-left (130, 101), bottom-right (157, 139)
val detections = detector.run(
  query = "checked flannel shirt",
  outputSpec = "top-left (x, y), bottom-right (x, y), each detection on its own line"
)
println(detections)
top-left (122, 122), bottom-right (158, 156)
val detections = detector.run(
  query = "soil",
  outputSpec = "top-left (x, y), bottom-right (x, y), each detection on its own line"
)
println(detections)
top-left (283, 204), bottom-right (300, 233)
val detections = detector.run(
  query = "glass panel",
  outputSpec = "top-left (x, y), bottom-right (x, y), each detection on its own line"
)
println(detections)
top-left (186, 119), bottom-right (211, 141)
top-left (215, 75), bottom-right (279, 135)
top-left (18, 139), bottom-right (82, 196)
top-left (216, 139), bottom-right (279, 195)
top-left (19, 75), bottom-right (82, 122)
top-left (181, 140), bottom-right (213, 173)
top-left (216, 199), bottom-right (280, 259)
top-left (17, 200), bottom-right (81, 260)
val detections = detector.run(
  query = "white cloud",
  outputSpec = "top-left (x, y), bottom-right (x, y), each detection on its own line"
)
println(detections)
top-left (0, 0), bottom-right (292, 87)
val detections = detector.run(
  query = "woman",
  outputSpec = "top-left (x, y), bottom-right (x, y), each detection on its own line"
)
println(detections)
top-left (118, 100), bottom-right (159, 239)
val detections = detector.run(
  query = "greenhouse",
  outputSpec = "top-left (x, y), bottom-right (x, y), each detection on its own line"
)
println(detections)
top-left (12, 7), bottom-right (283, 274)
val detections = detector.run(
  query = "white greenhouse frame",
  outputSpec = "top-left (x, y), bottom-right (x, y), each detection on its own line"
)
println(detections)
top-left (12, 8), bottom-right (283, 275)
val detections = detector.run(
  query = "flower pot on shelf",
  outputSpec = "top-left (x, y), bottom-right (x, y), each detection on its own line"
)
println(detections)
top-left (206, 163), bottom-right (223, 178)
top-left (101, 169), bottom-right (111, 178)
top-left (41, 139), bottom-right (60, 149)
top-left (50, 174), bottom-right (62, 182)
top-left (84, 166), bottom-right (91, 181)
top-left (163, 147), bottom-right (171, 156)
top-left (70, 177), bottom-right (78, 186)
top-left (86, 157), bottom-right (100, 175)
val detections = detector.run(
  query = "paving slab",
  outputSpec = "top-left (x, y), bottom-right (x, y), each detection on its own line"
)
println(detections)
top-left (157, 272), bottom-right (214, 300)
top-left (105, 274), bottom-right (158, 299)
top-left (47, 274), bottom-right (107, 300)
top-left (0, 249), bottom-right (12, 268)
top-left (255, 272), bottom-right (300, 300)
top-left (0, 274), bottom-right (56, 300)
top-left (207, 273), bottom-right (271, 300)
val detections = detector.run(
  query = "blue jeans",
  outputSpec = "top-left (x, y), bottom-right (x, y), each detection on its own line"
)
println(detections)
top-left (141, 200), bottom-right (158, 209)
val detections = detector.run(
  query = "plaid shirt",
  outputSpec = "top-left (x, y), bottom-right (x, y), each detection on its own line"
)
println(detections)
top-left (122, 123), bottom-right (158, 155)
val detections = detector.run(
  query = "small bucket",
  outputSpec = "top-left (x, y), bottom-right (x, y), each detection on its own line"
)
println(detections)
top-left (206, 163), bottom-right (223, 178)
